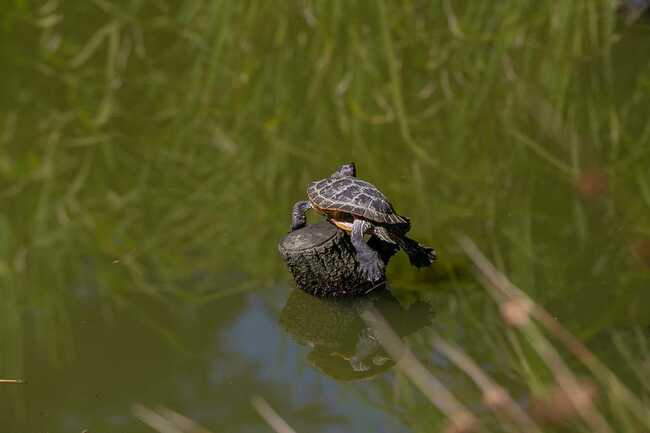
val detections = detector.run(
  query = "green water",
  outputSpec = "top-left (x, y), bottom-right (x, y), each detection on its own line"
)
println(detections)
top-left (2, 1), bottom-right (650, 432)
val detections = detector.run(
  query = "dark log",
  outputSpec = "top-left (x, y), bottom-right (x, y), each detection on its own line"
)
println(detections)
top-left (278, 222), bottom-right (397, 297)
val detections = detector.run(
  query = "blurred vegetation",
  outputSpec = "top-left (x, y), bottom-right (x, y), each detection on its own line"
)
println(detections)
top-left (2, 0), bottom-right (650, 432)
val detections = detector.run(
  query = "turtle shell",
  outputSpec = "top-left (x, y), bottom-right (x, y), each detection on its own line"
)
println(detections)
top-left (307, 176), bottom-right (408, 225)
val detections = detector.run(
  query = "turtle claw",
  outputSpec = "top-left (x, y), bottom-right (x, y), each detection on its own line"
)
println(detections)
top-left (358, 252), bottom-right (385, 282)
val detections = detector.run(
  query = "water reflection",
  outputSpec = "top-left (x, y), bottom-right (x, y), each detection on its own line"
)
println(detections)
top-left (280, 289), bottom-right (433, 381)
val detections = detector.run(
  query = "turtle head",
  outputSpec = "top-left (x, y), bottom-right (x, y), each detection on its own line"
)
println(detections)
top-left (333, 162), bottom-right (356, 178)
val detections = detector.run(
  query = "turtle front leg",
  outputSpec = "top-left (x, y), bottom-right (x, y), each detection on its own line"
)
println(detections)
top-left (350, 219), bottom-right (384, 282)
top-left (291, 200), bottom-right (312, 231)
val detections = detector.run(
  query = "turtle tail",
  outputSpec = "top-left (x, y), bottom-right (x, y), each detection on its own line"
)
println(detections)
top-left (396, 235), bottom-right (436, 268)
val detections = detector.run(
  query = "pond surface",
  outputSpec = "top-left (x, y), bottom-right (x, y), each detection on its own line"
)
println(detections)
top-left (2, 2), bottom-right (650, 432)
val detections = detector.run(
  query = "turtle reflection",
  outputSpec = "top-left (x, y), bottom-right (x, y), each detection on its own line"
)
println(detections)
top-left (280, 289), bottom-right (433, 381)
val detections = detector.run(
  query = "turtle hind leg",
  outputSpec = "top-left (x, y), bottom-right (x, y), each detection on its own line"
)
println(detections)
top-left (369, 226), bottom-right (399, 262)
top-left (291, 200), bottom-right (311, 231)
top-left (373, 226), bottom-right (435, 267)
top-left (351, 219), bottom-right (384, 282)
top-left (396, 235), bottom-right (436, 267)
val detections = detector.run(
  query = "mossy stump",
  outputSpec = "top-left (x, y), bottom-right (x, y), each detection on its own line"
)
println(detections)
top-left (278, 222), bottom-right (396, 297)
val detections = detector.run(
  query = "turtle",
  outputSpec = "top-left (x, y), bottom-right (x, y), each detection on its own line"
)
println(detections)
top-left (290, 162), bottom-right (436, 281)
